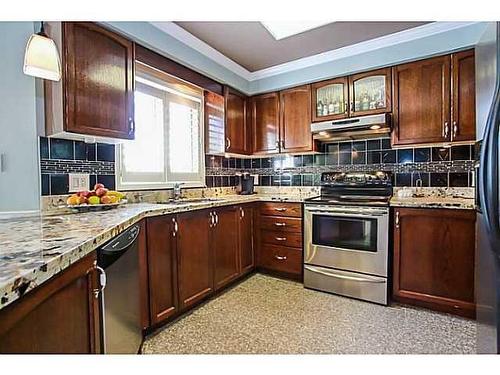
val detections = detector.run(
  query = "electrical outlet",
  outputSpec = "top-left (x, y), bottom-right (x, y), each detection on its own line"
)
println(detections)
top-left (252, 174), bottom-right (259, 185)
top-left (69, 173), bottom-right (90, 192)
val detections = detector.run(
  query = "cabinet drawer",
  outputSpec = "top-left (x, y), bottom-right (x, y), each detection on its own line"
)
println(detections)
top-left (260, 216), bottom-right (302, 233)
top-left (259, 244), bottom-right (302, 275)
top-left (261, 230), bottom-right (302, 248)
top-left (260, 202), bottom-right (302, 218)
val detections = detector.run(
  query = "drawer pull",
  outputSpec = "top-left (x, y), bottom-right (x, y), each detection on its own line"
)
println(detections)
top-left (274, 222), bottom-right (286, 227)
top-left (274, 255), bottom-right (287, 261)
top-left (274, 207), bottom-right (287, 212)
top-left (275, 237), bottom-right (287, 241)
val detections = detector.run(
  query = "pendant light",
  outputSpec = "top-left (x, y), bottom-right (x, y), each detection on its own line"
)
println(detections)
top-left (23, 22), bottom-right (61, 81)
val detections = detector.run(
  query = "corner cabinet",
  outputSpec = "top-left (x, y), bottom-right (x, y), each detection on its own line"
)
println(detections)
top-left (392, 49), bottom-right (476, 146)
top-left (392, 207), bottom-right (476, 318)
top-left (311, 68), bottom-right (391, 122)
top-left (0, 253), bottom-right (101, 353)
top-left (45, 22), bottom-right (135, 140)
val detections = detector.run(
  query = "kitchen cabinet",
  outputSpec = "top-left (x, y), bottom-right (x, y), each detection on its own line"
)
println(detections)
top-left (251, 92), bottom-right (280, 154)
top-left (225, 87), bottom-right (251, 154)
top-left (239, 204), bottom-right (255, 274)
top-left (392, 50), bottom-right (476, 146)
top-left (45, 22), bottom-right (135, 140)
top-left (392, 207), bottom-right (476, 318)
top-left (176, 210), bottom-right (213, 310)
top-left (212, 206), bottom-right (240, 290)
top-left (204, 91), bottom-right (226, 155)
top-left (452, 49), bottom-right (476, 142)
top-left (279, 85), bottom-right (315, 153)
top-left (311, 77), bottom-right (349, 122)
top-left (0, 253), bottom-right (101, 353)
top-left (257, 202), bottom-right (303, 279)
top-left (349, 68), bottom-right (392, 117)
top-left (146, 215), bottom-right (179, 326)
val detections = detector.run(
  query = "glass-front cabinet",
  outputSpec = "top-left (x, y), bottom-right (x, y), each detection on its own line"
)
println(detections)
top-left (311, 77), bottom-right (349, 122)
top-left (349, 67), bottom-right (392, 116)
top-left (311, 68), bottom-right (392, 122)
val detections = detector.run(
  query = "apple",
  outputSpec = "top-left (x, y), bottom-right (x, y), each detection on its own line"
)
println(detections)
top-left (78, 196), bottom-right (88, 205)
top-left (88, 190), bottom-right (97, 197)
top-left (88, 196), bottom-right (100, 205)
top-left (77, 190), bottom-right (91, 198)
top-left (100, 195), bottom-right (112, 205)
top-left (95, 187), bottom-right (108, 197)
top-left (94, 183), bottom-right (105, 190)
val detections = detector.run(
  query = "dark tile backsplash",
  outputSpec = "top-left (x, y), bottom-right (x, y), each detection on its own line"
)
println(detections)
top-left (205, 137), bottom-right (475, 188)
top-left (40, 136), bottom-right (115, 196)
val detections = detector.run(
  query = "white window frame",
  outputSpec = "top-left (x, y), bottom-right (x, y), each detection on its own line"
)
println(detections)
top-left (116, 63), bottom-right (205, 191)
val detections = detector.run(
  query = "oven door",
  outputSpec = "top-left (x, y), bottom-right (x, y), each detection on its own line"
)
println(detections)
top-left (304, 205), bottom-right (389, 277)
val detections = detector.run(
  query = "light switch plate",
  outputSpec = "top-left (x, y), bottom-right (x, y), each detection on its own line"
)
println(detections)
top-left (69, 173), bottom-right (90, 192)
top-left (252, 174), bottom-right (259, 185)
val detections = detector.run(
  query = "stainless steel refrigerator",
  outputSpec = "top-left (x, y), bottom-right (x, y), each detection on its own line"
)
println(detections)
top-left (476, 21), bottom-right (500, 354)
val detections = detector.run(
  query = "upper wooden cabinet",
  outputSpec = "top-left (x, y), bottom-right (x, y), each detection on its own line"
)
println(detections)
top-left (45, 22), bottom-right (135, 140)
top-left (311, 77), bottom-right (349, 122)
top-left (392, 50), bottom-right (475, 146)
top-left (280, 85), bottom-right (315, 153)
top-left (393, 207), bottom-right (476, 318)
top-left (224, 87), bottom-right (251, 154)
top-left (311, 68), bottom-right (391, 122)
top-left (452, 49), bottom-right (476, 142)
top-left (204, 91), bottom-right (225, 155)
top-left (251, 92), bottom-right (280, 154)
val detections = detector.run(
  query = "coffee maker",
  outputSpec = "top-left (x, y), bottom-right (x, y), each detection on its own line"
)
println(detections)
top-left (236, 173), bottom-right (255, 195)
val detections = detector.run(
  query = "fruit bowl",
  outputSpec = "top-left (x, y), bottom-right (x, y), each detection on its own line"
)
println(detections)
top-left (66, 200), bottom-right (127, 213)
top-left (65, 184), bottom-right (127, 212)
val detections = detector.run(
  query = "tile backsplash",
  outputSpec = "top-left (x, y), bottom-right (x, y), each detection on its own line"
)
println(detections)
top-left (206, 137), bottom-right (476, 188)
top-left (39, 137), bottom-right (115, 196)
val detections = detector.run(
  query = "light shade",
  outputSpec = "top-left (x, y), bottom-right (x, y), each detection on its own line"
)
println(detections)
top-left (23, 33), bottom-right (61, 81)
top-left (261, 21), bottom-right (330, 40)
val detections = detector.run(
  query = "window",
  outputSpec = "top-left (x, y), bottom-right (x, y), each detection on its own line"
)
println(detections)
top-left (117, 63), bottom-right (205, 190)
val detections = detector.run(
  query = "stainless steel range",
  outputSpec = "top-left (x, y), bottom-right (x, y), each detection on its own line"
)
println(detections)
top-left (303, 171), bottom-right (392, 305)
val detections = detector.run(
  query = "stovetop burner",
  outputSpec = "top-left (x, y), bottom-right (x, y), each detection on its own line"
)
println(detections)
top-left (305, 171), bottom-right (392, 206)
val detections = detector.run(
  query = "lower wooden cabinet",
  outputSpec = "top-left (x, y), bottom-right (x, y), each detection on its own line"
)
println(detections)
top-left (0, 253), bottom-right (101, 353)
top-left (213, 206), bottom-right (240, 291)
top-left (392, 207), bottom-right (476, 318)
top-left (239, 205), bottom-right (255, 274)
top-left (146, 215), bottom-right (178, 325)
top-left (176, 210), bottom-right (213, 310)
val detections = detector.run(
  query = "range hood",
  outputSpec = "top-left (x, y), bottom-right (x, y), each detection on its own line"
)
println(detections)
top-left (311, 113), bottom-right (391, 141)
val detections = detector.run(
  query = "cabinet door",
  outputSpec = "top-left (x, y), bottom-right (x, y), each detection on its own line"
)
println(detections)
top-left (63, 22), bottom-right (135, 139)
top-left (251, 92), bottom-right (280, 154)
top-left (393, 207), bottom-right (476, 318)
top-left (311, 77), bottom-right (349, 122)
top-left (280, 85), bottom-right (315, 153)
top-left (392, 55), bottom-right (451, 146)
top-left (176, 210), bottom-right (213, 310)
top-left (0, 253), bottom-right (100, 353)
top-left (349, 67), bottom-right (392, 117)
top-left (213, 206), bottom-right (240, 290)
top-left (146, 216), bottom-right (178, 325)
top-left (452, 49), bottom-right (476, 142)
top-left (204, 91), bottom-right (225, 155)
top-left (239, 205), bottom-right (255, 273)
top-left (225, 87), bottom-right (251, 154)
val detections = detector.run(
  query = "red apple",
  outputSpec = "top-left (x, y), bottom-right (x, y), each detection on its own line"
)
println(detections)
top-left (95, 187), bottom-right (108, 197)
top-left (100, 195), bottom-right (112, 205)
top-left (88, 190), bottom-right (97, 197)
top-left (77, 190), bottom-right (91, 198)
top-left (78, 196), bottom-right (88, 205)
top-left (94, 183), bottom-right (105, 190)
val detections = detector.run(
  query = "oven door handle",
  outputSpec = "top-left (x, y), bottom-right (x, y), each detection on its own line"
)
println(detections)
top-left (306, 210), bottom-right (387, 218)
top-left (304, 265), bottom-right (385, 283)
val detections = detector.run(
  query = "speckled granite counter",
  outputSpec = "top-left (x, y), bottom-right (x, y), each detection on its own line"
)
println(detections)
top-left (390, 187), bottom-right (475, 210)
top-left (0, 193), bottom-right (315, 311)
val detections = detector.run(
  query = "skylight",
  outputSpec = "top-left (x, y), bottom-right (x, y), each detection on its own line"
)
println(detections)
top-left (261, 21), bottom-right (331, 40)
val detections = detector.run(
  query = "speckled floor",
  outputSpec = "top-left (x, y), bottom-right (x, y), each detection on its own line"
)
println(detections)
top-left (142, 274), bottom-right (476, 354)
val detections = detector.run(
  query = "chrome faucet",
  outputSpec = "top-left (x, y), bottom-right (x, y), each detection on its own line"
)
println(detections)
top-left (173, 183), bottom-right (184, 201)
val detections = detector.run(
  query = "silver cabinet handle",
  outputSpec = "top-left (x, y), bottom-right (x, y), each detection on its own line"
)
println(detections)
top-left (239, 207), bottom-right (245, 219)
top-left (305, 265), bottom-right (386, 283)
top-left (274, 207), bottom-right (287, 212)
top-left (350, 101), bottom-right (354, 112)
top-left (274, 222), bottom-right (286, 227)
top-left (226, 137), bottom-right (231, 150)
top-left (395, 211), bottom-right (400, 229)
top-left (128, 117), bottom-right (135, 135)
top-left (275, 140), bottom-right (280, 150)
top-left (452, 121), bottom-right (458, 138)
top-left (444, 121), bottom-right (449, 138)
top-left (274, 255), bottom-right (287, 261)
top-left (344, 101), bottom-right (348, 113)
top-left (93, 264), bottom-right (106, 299)
top-left (172, 217), bottom-right (178, 236)
top-left (209, 212), bottom-right (214, 227)
top-left (275, 237), bottom-right (287, 241)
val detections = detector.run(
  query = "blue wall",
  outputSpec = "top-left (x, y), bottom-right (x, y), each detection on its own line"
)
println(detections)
top-left (0, 22), bottom-right (40, 213)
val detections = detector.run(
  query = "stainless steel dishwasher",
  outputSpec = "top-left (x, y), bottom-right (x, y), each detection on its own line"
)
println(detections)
top-left (97, 223), bottom-right (142, 354)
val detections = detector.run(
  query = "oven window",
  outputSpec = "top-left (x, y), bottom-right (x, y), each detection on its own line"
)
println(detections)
top-left (312, 214), bottom-right (378, 252)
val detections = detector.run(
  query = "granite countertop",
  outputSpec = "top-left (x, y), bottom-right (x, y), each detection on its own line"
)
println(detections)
top-left (390, 196), bottom-right (476, 210)
top-left (0, 193), bottom-right (313, 311)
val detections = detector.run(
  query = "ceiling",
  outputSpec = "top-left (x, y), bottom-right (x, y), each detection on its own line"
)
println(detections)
top-left (174, 21), bottom-right (430, 72)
